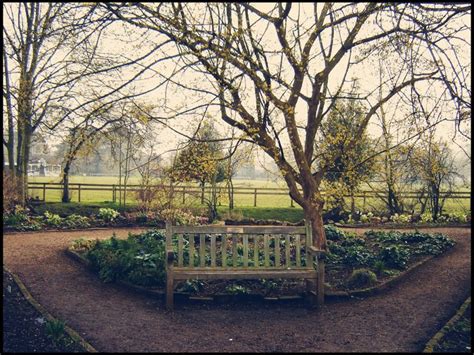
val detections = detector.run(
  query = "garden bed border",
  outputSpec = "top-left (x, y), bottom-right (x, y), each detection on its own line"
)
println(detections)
top-left (66, 242), bottom-right (443, 304)
top-left (3, 266), bottom-right (98, 353)
top-left (423, 296), bottom-right (471, 353)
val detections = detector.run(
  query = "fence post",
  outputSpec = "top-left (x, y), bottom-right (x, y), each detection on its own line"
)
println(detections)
top-left (363, 191), bottom-right (366, 211)
top-left (78, 184), bottom-right (81, 202)
top-left (254, 188), bottom-right (257, 207)
top-left (112, 185), bottom-right (116, 203)
top-left (201, 185), bottom-right (205, 204)
top-left (42, 183), bottom-right (46, 202)
top-left (182, 186), bottom-right (186, 204)
top-left (290, 197), bottom-right (294, 207)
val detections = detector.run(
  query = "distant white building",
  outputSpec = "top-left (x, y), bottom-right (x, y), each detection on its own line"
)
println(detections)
top-left (27, 159), bottom-right (61, 176)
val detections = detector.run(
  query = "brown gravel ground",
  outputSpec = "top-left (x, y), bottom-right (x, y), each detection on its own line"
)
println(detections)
top-left (3, 226), bottom-right (471, 352)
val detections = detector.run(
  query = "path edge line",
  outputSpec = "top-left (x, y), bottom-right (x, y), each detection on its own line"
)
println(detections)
top-left (3, 266), bottom-right (98, 353)
top-left (423, 296), bottom-right (471, 353)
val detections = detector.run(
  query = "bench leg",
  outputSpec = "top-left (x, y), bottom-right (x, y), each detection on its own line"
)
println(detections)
top-left (317, 259), bottom-right (325, 307)
top-left (305, 279), bottom-right (316, 308)
top-left (166, 274), bottom-right (174, 310)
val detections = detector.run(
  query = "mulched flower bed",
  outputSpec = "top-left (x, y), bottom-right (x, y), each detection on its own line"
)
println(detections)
top-left (3, 269), bottom-right (86, 353)
top-left (433, 302), bottom-right (472, 353)
top-left (68, 227), bottom-right (455, 300)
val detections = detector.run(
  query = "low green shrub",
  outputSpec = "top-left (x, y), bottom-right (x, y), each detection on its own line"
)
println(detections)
top-left (45, 319), bottom-right (66, 344)
top-left (372, 260), bottom-right (386, 275)
top-left (63, 214), bottom-right (91, 228)
top-left (177, 279), bottom-right (205, 293)
top-left (85, 230), bottom-right (167, 287)
top-left (324, 225), bottom-right (347, 241)
top-left (225, 284), bottom-right (250, 295)
top-left (346, 268), bottom-right (377, 289)
top-left (378, 245), bottom-right (410, 269)
top-left (97, 208), bottom-right (120, 222)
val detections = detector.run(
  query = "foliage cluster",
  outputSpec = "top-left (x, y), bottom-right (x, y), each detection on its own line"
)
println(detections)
top-left (326, 227), bottom-right (455, 279)
top-left (74, 225), bottom-right (455, 295)
top-left (97, 208), bottom-right (120, 222)
top-left (45, 319), bottom-right (66, 345)
top-left (346, 269), bottom-right (378, 289)
top-left (84, 230), bottom-right (167, 287)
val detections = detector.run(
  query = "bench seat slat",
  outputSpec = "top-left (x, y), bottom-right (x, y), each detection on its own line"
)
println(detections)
top-left (253, 235), bottom-right (259, 267)
top-left (285, 234), bottom-right (291, 267)
top-left (172, 268), bottom-right (317, 280)
top-left (222, 234), bottom-right (227, 267)
top-left (264, 234), bottom-right (269, 267)
top-left (243, 234), bottom-right (248, 267)
top-left (274, 235), bottom-right (280, 267)
top-left (296, 234), bottom-right (301, 267)
top-left (200, 234), bottom-right (205, 267)
top-left (178, 234), bottom-right (183, 267)
top-left (189, 234), bottom-right (194, 267)
top-left (232, 234), bottom-right (238, 267)
top-left (211, 235), bottom-right (216, 267)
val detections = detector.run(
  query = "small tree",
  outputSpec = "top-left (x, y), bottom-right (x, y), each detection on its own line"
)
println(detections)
top-left (317, 98), bottom-right (377, 218)
top-left (170, 121), bottom-right (226, 221)
top-left (406, 134), bottom-right (459, 221)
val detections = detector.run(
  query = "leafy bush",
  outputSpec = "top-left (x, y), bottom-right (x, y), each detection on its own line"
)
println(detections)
top-left (4, 206), bottom-right (43, 231)
top-left (372, 260), bottom-right (386, 275)
top-left (177, 279), bottom-right (205, 293)
top-left (71, 238), bottom-right (98, 252)
top-left (324, 225), bottom-right (347, 241)
top-left (379, 245), bottom-right (410, 269)
top-left (85, 230), bottom-right (167, 287)
top-left (64, 214), bottom-right (91, 228)
top-left (342, 245), bottom-right (375, 267)
top-left (44, 211), bottom-right (63, 227)
top-left (225, 284), bottom-right (250, 295)
top-left (412, 233), bottom-right (455, 256)
top-left (97, 208), bottom-right (120, 222)
top-left (158, 208), bottom-right (208, 226)
top-left (45, 319), bottom-right (65, 344)
top-left (346, 269), bottom-right (377, 289)
top-left (420, 213), bottom-right (433, 223)
top-left (390, 213), bottom-right (411, 223)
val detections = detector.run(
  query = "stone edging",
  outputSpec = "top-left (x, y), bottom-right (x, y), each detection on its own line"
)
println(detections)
top-left (3, 266), bottom-right (98, 353)
top-left (423, 296), bottom-right (471, 353)
top-left (66, 247), bottom-right (438, 303)
top-left (325, 254), bottom-right (436, 298)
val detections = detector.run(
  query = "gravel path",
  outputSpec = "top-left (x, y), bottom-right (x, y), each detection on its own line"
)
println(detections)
top-left (3, 227), bottom-right (471, 352)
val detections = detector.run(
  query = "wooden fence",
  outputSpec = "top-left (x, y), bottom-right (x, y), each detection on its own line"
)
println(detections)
top-left (27, 182), bottom-right (471, 209)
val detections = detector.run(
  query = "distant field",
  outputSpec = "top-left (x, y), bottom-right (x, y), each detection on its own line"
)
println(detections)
top-left (28, 175), bottom-right (470, 213)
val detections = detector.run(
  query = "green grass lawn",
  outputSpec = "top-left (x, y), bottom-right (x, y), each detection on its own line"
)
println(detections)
top-left (28, 175), bottom-right (470, 214)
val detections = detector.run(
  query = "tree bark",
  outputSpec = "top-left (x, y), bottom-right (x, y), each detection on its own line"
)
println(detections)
top-left (62, 162), bottom-right (72, 203)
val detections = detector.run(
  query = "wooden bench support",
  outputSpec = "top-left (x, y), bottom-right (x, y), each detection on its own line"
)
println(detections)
top-left (165, 222), bottom-right (325, 310)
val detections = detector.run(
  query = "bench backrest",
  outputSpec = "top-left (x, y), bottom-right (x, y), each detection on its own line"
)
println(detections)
top-left (165, 223), bottom-right (314, 269)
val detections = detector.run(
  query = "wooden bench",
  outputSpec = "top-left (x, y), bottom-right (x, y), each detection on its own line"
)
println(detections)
top-left (165, 221), bottom-right (325, 310)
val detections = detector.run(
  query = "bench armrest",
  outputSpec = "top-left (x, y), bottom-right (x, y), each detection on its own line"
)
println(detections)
top-left (308, 246), bottom-right (326, 258)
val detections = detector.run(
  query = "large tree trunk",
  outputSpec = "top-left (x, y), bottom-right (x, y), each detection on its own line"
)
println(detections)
top-left (300, 190), bottom-right (327, 251)
top-left (430, 184), bottom-right (440, 221)
top-left (227, 178), bottom-right (234, 210)
top-left (62, 162), bottom-right (72, 203)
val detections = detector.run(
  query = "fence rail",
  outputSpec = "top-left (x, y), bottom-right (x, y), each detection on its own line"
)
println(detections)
top-left (27, 182), bottom-right (471, 209)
